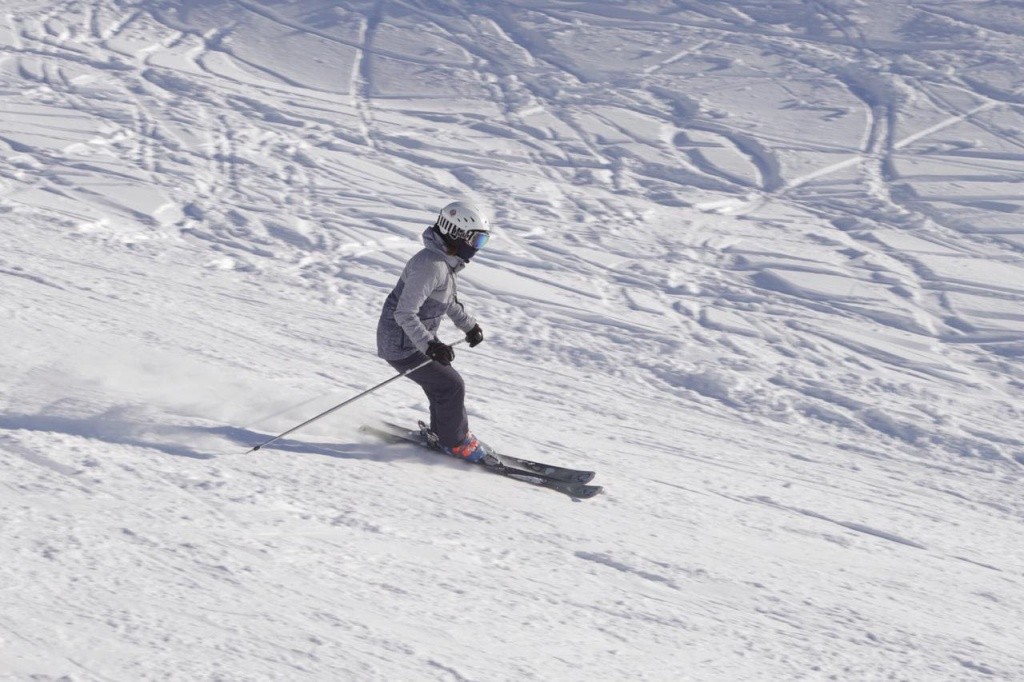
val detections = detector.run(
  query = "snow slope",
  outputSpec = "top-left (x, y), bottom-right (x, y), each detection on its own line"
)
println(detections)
top-left (2, 1), bottom-right (1024, 679)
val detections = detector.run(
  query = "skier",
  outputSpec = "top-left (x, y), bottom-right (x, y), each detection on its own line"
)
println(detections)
top-left (376, 200), bottom-right (491, 462)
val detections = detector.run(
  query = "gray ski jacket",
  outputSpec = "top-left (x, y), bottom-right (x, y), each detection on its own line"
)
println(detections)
top-left (376, 227), bottom-right (478, 361)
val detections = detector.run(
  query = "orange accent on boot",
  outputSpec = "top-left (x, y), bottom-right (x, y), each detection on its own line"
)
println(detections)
top-left (450, 435), bottom-right (481, 459)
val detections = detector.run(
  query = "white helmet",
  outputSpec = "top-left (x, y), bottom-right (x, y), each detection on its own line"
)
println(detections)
top-left (435, 201), bottom-right (491, 249)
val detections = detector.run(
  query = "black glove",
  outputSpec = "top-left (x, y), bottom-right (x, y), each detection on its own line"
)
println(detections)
top-left (426, 340), bottom-right (455, 366)
top-left (465, 324), bottom-right (484, 348)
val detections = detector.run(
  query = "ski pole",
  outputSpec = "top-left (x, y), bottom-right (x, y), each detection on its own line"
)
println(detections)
top-left (246, 338), bottom-right (466, 454)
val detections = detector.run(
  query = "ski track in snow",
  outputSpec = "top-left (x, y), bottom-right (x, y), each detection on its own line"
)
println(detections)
top-left (2, 1), bottom-right (1024, 680)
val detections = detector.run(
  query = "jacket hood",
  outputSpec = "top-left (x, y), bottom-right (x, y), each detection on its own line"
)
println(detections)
top-left (422, 226), bottom-right (467, 271)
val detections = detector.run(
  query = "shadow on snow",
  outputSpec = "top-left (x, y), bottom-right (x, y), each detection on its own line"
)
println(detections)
top-left (0, 411), bottom-right (399, 463)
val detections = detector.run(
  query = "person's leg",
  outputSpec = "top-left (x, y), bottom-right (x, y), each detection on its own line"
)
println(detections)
top-left (388, 353), bottom-right (468, 447)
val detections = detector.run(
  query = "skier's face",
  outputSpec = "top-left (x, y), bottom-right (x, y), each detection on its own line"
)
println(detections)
top-left (455, 240), bottom-right (479, 262)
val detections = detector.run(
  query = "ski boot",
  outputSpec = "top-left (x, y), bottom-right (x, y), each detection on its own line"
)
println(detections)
top-left (418, 421), bottom-right (500, 467)
top-left (444, 432), bottom-right (489, 463)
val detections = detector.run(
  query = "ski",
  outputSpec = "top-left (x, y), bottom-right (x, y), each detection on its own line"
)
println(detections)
top-left (380, 421), bottom-right (596, 484)
top-left (360, 423), bottom-right (602, 500)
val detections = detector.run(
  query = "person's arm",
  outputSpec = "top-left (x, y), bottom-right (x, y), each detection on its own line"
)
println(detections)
top-left (446, 292), bottom-right (477, 334)
top-left (393, 259), bottom-right (444, 353)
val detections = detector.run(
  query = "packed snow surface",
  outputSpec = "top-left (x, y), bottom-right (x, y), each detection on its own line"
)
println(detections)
top-left (2, 1), bottom-right (1024, 680)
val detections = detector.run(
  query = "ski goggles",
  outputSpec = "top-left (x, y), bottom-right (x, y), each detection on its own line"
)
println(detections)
top-left (450, 226), bottom-right (490, 249)
top-left (464, 230), bottom-right (490, 249)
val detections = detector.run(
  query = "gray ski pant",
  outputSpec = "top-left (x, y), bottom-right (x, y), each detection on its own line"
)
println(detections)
top-left (388, 352), bottom-right (468, 448)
